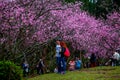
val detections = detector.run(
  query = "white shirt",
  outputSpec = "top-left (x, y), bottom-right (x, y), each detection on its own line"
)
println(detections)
top-left (55, 45), bottom-right (61, 57)
top-left (113, 52), bottom-right (120, 60)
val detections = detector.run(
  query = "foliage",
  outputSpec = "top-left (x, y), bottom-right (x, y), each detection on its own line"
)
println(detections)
top-left (64, 0), bottom-right (120, 19)
top-left (65, 0), bottom-right (76, 3)
top-left (0, 61), bottom-right (23, 80)
top-left (80, 0), bottom-right (120, 19)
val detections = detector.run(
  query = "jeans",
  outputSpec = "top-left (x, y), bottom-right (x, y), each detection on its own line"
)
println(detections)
top-left (56, 57), bottom-right (61, 73)
top-left (60, 57), bottom-right (66, 73)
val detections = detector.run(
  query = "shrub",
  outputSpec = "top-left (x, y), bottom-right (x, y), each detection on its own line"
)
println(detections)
top-left (0, 61), bottom-right (22, 80)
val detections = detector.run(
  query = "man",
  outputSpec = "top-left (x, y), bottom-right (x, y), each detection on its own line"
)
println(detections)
top-left (38, 59), bottom-right (45, 74)
top-left (55, 40), bottom-right (61, 73)
top-left (22, 61), bottom-right (29, 77)
top-left (112, 50), bottom-right (120, 66)
top-left (90, 53), bottom-right (96, 67)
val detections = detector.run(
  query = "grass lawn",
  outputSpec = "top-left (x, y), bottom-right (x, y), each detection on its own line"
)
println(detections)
top-left (27, 66), bottom-right (120, 80)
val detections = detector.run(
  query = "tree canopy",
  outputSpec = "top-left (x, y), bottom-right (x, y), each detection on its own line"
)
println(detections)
top-left (0, 0), bottom-right (120, 70)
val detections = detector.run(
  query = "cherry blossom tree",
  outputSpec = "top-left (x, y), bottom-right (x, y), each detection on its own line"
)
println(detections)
top-left (51, 5), bottom-right (120, 58)
top-left (0, 0), bottom-right (64, 61)
top-left (0, 0), bottom-right (120, 64)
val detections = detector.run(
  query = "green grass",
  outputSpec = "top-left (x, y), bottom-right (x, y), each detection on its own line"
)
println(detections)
top-left (28, 66), bottom-right (120, 80)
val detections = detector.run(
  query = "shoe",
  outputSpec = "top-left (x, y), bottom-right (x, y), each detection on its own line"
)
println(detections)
top-left (61, 71), bottom-right (65, 74)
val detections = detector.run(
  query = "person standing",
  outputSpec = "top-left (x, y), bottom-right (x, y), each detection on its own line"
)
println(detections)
top-left (90, 53), bottom-right (96, 67)
top-left (55, 40), bottom-right (61, 73)
top-left (60, 41), bottom-right (67, 74)
top-left (22, 61), bottom-right (29, 77)
top-left (112, 50), bottom-right (120, 66)
top-left (38, 58), bottom-right (45, 74)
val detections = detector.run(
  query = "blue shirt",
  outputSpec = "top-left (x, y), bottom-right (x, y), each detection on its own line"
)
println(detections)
top-left (75, 60), bottom-right (81, 68)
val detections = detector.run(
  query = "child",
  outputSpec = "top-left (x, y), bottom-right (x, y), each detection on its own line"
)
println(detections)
top-left (54, 67), bottom-right (58, 73)
top-left (68, 59), bottom-right (75, 71)
top-left (75, 57), bottom-right (82, 70)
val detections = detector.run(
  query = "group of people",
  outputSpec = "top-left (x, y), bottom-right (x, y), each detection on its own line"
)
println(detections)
top-left (22, 39), bottom-right (120, 77)
top-left (54, 57), bottom-right (82, 73)
top-left (22, 58), bottom-right (46, 77)
top-left (88, 50), bottom-right (120, 67)
top-left (83, 53), bottom-right (97, 68)
top-left (55, 39), bottom-right (83, 74)
top-left (22, 39), bottom-right (68, 76)
top-left (89, 50), bottom-right (120, 67)
top-left (108, 50), bottom-right (120, 66)
top-left (68, 57), bottom-right (82, 71)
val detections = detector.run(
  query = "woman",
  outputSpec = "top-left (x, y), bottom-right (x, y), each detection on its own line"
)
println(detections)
top-left (60, 41), bottom-right (67, 74)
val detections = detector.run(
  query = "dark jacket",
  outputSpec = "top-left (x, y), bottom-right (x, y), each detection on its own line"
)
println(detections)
top-left (90, 54), bottom-right (96, 63)
top-left (60, 47), bottom-right (66, 57)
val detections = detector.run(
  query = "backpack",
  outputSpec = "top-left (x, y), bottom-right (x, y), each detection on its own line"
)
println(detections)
top-left (64, 48), bottom-right (70, 57)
